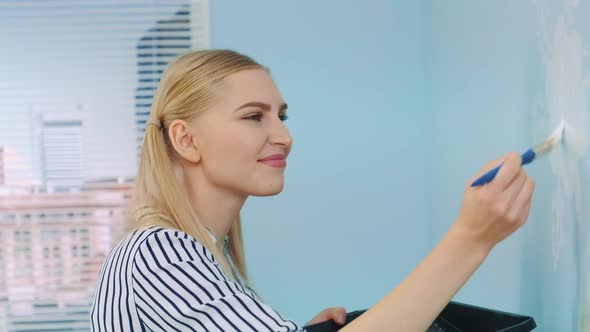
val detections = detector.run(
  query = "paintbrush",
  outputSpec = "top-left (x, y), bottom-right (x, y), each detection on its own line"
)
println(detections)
top-left (471, 120), bottom-right (566, 187)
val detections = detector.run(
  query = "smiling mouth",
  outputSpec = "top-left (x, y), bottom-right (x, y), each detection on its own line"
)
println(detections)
top-left (258, 159), bottom-right (287, 168)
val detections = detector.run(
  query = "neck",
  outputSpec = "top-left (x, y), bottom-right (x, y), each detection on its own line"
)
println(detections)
top-left (183, 170), bottom-right (247, 252)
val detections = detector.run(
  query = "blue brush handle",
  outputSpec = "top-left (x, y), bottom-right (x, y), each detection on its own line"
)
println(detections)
top-left (470, 148), bottom-right (536, 187)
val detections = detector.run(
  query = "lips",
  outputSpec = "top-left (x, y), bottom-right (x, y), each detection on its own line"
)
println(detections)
top-left (258, 154), bottom-right (287, 168)
top-left (258, 154), bottom-right (285, 161)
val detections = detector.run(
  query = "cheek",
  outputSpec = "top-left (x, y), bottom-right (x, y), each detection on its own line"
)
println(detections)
top-left (219, 139), bottom-right (254, 165)
top-left (202, 127), bottom-right (262, 181)
top-left (218, 128), bottom-right (261, 161)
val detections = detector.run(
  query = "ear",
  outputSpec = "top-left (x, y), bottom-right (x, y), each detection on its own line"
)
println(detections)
top-left (168, 119), bottom-right (201, 163)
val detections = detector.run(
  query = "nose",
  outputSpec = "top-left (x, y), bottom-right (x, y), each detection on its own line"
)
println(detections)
top-left (268, 117), bottom-right (292, 152)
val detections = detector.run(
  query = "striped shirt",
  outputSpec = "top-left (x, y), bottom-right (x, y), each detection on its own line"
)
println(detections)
top-left (90, 227), bottom-right (305, 331)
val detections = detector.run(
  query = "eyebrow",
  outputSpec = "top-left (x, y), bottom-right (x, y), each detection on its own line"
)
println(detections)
top-left (233, 101), bottom-right (288, 113)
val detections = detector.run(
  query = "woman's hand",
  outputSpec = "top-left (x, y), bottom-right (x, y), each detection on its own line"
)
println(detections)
top-left (452, 152), bottom-right (536, 250)
top-left (306, 307), bottom-right (347, 326)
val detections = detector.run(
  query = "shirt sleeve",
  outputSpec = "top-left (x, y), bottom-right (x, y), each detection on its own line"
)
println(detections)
top-left (131, 229), bottom-right (305, 332)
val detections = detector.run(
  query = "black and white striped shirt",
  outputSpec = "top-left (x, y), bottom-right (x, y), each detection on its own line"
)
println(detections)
top-left (90, 227), bottom-right (305, 331)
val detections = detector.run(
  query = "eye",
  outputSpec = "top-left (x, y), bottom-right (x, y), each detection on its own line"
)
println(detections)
top-left (244, 113), bottom-right (263, 121)
top-left (244, 113), bottom-right (289, 122)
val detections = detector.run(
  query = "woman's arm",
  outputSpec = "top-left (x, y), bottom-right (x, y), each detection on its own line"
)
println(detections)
top-left (340, 152), bottom-right (536, 332)
top-left (341, 225), bottom-right (489, 332)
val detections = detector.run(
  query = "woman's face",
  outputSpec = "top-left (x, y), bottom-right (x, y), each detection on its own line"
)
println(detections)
top-left (190, 68), bottom-right (292, 197)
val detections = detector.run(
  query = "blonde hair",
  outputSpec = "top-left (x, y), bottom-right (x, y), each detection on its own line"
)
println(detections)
top-left (128, 49), bottom-right (265, 286)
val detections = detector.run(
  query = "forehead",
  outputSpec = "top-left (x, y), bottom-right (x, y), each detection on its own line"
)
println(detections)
top-left (213, 69), bottom-right (283, 107)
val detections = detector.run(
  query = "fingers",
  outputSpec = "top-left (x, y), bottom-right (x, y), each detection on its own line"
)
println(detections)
top-left (309, 307), bottom-right (347, 325)
top-left (503, 168), bottom-right (527, 203)
top-left (329, 307), bottom-right (347, 325)
top-left (467, 155), bottom-right (505, 186)
top-left (507, 177), bottom-right (536, 225)
top-left (468, 152), bottom-right (521, 191)
top-left (490, 152), bottom-right (522, 192)
top-left (307, 308), bottom-right (341, 326)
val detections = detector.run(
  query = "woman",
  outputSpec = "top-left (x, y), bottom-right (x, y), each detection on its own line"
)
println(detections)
top-left (90, 49), bottom-right (535, 331)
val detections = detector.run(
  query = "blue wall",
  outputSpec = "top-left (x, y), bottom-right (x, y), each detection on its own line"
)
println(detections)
top-left (430, 1), bottom-right (585, 330)
top-left (212, 1), bottom-right (587, 329)
top-left (211, 0), bottom-right (432, 324)
top-left (429, 0), bottom-right (536, 314)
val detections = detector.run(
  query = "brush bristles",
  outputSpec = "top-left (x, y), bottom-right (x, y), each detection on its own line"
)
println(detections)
top-left (533, 138), bottom-right (557, 157)
top-left (533, 121), bottom-right (566, 157)
top-left (549, 120), bottom-right (566, 142)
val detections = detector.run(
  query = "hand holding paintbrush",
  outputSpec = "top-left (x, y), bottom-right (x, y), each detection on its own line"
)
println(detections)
top-left (471, 121), bottom-right (566, 187)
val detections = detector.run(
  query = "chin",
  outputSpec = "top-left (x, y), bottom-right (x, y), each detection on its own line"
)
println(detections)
top-left (251, 182), bottom-right (285, 197)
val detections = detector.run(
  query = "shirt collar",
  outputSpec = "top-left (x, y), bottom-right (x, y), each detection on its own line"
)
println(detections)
top-left (205, 227), bottom-right (218, 244)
